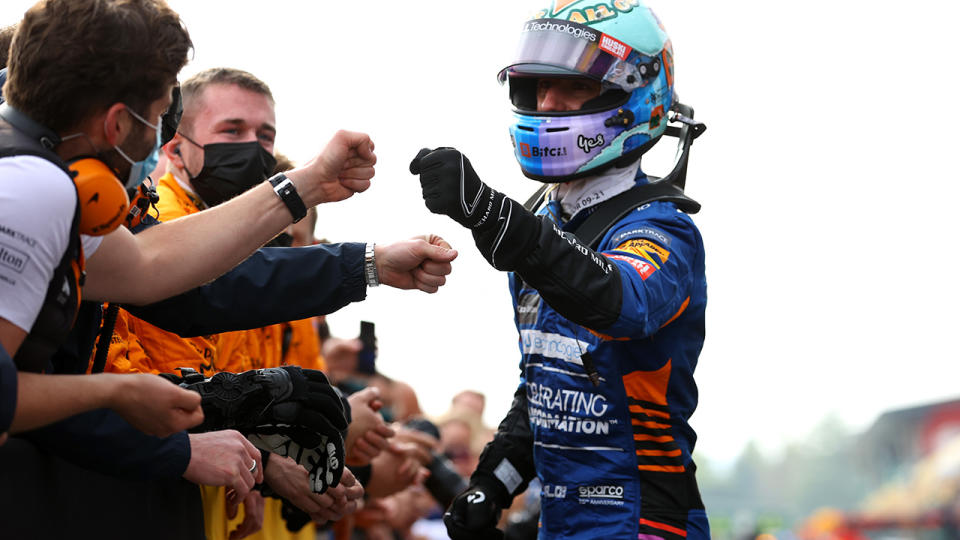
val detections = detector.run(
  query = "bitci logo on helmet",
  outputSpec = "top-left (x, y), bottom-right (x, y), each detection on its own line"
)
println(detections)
top-left (518, 142), bottom-right (567, 158)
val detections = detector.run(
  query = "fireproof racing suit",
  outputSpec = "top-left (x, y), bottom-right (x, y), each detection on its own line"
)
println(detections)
top-left (475, 175), bottom-right (709, 539)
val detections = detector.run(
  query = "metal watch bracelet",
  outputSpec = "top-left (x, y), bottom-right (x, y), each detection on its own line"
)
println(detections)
top-left (364, 243), bottom-right (380, 287)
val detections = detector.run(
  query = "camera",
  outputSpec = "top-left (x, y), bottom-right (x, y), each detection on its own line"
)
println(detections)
top-left (405, 417), bottom-right (468, 508)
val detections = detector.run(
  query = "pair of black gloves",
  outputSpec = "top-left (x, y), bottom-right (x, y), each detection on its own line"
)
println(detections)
top-left (164, 365), bottom-right (349, 494)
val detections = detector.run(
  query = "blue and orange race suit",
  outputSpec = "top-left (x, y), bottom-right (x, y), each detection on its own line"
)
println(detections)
top-left (476, 174), bottom-right (709, 539)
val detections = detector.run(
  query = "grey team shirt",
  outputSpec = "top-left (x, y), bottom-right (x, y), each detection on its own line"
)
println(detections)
top-left (0, 155), bottom-right (101, 333)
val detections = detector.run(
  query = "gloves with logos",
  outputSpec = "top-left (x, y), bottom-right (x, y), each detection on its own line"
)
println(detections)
top-left (410, 147), bottom-right (504, 230)
top-left (443, 477), bottom-right (507, 540)
top-left (410, 147), bottom-right (538, 270)
top-left (167, 366), bottom-right (348, 494)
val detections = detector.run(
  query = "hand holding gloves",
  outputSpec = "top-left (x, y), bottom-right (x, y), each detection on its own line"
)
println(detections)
top-left (166, 366), bottom-right (348, 493)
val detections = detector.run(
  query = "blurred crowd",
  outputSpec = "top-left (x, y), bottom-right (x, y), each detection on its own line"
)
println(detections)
top-left (319, 315), bottom-right (543, 540)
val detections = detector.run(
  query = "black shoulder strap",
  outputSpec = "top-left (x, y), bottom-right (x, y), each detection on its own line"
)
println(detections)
top-left (0, 104), bottom-right (63, 154)
top-left (281, 322), bottom-right (294, 362)
top-left (0, 106), bottom-right (83, 372)
top-left (571, 180), bottom-right (700, 250)
top-left (523, 184), bottom-right (550, 212)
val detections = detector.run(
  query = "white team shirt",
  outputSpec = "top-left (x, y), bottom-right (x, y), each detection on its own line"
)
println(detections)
top-left (0, 155), bottom-right (102, 333)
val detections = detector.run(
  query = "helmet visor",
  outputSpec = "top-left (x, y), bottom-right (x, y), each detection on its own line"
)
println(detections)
top-left (498, 19), bottom-right (645, 92)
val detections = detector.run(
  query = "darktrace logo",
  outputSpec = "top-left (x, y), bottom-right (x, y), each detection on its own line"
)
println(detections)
top-left (519, 142), bottom-right (568, 158)
top-left (0, 241), bottom-right (29, 274)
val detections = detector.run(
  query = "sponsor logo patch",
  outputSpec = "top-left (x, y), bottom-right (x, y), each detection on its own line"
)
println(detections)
top-left (606, 253), bottom-right (656, 280)
top-left (0, 224), bottom-right (38, 247)
top-left (517, 291), bottom-right (542, 326)
top-left (527, 382), bottom-right (610, 417)
top-left (543, 484), bottom-right (567, 499)
top-left (612, 239), bottom-right (670, 267)
top-left (522, 19), bottom-right (598, 42)
top-left (519, 142), bottom-right (568, 158)
top-left (611, 226), bottom-right (672, 246)
top-left (577, 133), bottom-right (604, 154)
top-left (0, 241), bottom-right (30, 274)
top-left (520, 329), bottom-right (590, 365)
top-left (599, 33), bottom-right (632, 60)
top-left (577, 484), bottom-right (626, 506)
top-left (578, 485), bottom-right (624, 499)
top-left (527, 382), bottom-right (613, 435)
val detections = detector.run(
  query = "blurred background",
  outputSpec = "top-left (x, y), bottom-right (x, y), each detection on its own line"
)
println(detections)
top-left (3, 0), bottom-right (960, 537)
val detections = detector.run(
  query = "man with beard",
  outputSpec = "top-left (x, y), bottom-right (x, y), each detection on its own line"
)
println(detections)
top-left (0, 1), bottom-right (455, 535)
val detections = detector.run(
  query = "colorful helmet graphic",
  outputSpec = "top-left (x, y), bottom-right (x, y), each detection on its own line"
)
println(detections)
top-left (499, 1), bottom-right (675, 182)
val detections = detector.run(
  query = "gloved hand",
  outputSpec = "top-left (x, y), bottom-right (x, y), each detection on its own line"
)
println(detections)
top-left (410, 147), bottom-right (504, 230)
top-left (410, 147), bottom-right (539, 271)
top-left (443, 478), bottom-right (506, 540)
top-left (170, 366), bottom-right (348, 494)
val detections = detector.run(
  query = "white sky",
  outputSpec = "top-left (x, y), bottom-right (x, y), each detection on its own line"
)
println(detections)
top-left (3, 0), bottom-right (959, 467)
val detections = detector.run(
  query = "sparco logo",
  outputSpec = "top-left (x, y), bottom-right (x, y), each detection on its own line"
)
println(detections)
top-left (0, 242), bottom-right (29, 274)
top-left (523, 20), bottom-right (598, 42)
top-left (578, 485), bottom-right (624, 499)
top-left (519, 142), bottom-right (568, 158)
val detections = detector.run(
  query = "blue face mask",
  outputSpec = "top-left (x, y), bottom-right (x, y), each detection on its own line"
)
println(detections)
top-left (113, 105), bottom-right (162, 191)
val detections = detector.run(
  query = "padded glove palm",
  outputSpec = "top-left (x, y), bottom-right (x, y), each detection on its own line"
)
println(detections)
top-left (170, 366), bottom-right (347, 493)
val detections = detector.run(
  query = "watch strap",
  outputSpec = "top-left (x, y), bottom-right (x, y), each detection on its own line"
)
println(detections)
top-left (268, 173), bottom-right (307, 223)
top-left (364, 243), bottom-right (380, 287)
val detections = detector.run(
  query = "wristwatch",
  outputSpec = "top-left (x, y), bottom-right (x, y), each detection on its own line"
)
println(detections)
top-left (268, 173), bottom-right (307, 223)
top-left (364, 243), bottom-right (380, 287)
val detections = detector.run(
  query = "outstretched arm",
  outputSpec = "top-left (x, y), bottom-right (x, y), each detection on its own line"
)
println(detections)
top-left (126, 236), bottom-right (456, 338)
top-left (411, 147), bottom-right (697, 338)
top-left (83, 131), bottom-right (376, 305)
top-left (126, 243), bottom-right (368, 336)
top-left (1, 326), bottom-right (201, 437)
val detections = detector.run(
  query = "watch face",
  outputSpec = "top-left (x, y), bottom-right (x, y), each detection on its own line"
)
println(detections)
top-left (270, 174), bottom-right (306, 222)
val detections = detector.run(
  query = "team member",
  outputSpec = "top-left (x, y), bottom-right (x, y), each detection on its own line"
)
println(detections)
top-left (0, 365), bottom-right (202, 447)
top-left (96, 68), bottom-right (387, 539)
top-left (0, 0), bottom-right (453, 502)
top-left (411, 2), bottom-right (710, 538)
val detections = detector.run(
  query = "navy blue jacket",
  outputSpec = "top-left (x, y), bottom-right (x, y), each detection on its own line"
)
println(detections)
top-left (21, 241), bottom-right (366, 479)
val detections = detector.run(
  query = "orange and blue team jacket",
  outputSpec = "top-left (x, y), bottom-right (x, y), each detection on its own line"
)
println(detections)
top-left (101, 172), bottom-right (324, 540)
top-left (476, 173), bottom-right (709, 540)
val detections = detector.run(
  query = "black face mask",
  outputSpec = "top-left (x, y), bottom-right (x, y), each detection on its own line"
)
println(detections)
top-left (184, 141), bottom-right (277, 207)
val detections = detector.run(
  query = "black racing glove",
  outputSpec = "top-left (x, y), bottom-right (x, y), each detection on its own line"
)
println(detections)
top-left (168, 366), bottom-right (347, 494)
top-left (410, 147), bottom-right (538, 270)
top-left (443, 477), bottom-right (507, 540)
top-left (410, 147), bottom-right (504, 230)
